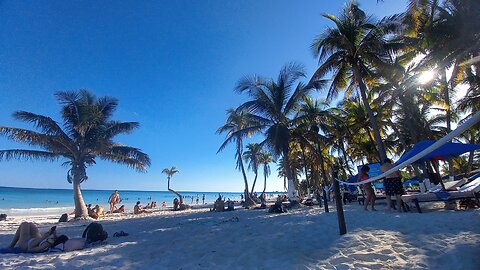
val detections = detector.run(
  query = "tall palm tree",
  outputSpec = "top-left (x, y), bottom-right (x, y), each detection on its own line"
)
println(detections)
top-left (162, 166), bottom-right (183, 205)
top-left (310, 1), bottom-right (394, 162)
top-left (243, 143), bottom-right (262, 194)
top-left (258, 151), bottom-right (273, 196)
top-left (0, 90), bottom-right (150, 218)
top-left (217, 108), bottom-right (263, 206)
top-left (235, 62), bottom-right (316, 202)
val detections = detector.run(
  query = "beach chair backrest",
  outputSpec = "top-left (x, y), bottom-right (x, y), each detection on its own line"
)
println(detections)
top-left (459, 177), bottom-right (480, 192)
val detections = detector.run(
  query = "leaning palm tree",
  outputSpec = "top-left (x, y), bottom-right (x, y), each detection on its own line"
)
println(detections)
top-left (217, 108), bottom-right (264, 207)
top-left (243, 143), bottom-right (262, 194)
top-left (162, 166), bottom-right (184, 206)
top-left (236, 62), bottom-right (316, 202)
top-left (0, 90), bottom-right (150, 218)
top-left (258, 150), bottom-right (273, 196)
top-left (310, 1), bottom-right (395, 162)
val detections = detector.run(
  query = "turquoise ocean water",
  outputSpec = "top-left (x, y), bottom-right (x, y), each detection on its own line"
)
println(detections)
top-left (0, 186), bottom-right (277, 217)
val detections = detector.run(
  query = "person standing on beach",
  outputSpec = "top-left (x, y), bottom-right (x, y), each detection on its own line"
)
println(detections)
top-left (196, 195), bottom-right (199, 204)
top-left (358, 165), bottom-right (376, 211)
top-left (202, 194), bottom-right (205, 204)
top-left (381, 159), bottom-right (404, 212)
top-left (108, 190), bottom-right (120, 214)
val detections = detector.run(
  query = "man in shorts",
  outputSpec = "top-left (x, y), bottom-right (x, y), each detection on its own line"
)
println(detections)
top-left (380, 159), bottom-right (404, 212)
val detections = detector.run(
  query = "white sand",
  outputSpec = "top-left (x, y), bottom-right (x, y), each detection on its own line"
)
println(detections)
top-left (0, 203), bottom-right (479, 269)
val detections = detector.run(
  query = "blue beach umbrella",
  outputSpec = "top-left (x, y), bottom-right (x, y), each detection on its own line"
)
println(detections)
top-left (395, 140), bottom-right (480, 165)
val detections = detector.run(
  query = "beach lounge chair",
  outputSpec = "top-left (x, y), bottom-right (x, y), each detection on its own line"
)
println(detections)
top-left (427, 178), bottom-right (468, 192)
top-left (401, 177), bottom-right (480, 213)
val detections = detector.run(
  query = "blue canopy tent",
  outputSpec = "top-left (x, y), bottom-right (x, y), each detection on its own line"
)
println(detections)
top-left (395, 140), bottom-right (480, 165)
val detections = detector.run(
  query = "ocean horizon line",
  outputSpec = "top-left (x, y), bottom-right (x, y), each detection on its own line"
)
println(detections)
top-left (0, 185), bottom-right (285, 194)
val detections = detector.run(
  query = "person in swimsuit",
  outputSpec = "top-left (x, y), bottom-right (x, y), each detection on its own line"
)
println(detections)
top-left (358, 165), bottom-right (376, 211)
top-left (134, 201), bottom-right (151, 214)
top-left (108, 190), bottom-right (120, 214)
top-left (5, 222), bottom-right (57, 253)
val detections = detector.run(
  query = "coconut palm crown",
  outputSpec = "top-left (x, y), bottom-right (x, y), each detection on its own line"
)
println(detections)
top-left (235, 62), bottom-right (317, 201)
top-left (310, 1), bottom-right (400, 162)
top-left (0, 90), bottom-right (150, 218)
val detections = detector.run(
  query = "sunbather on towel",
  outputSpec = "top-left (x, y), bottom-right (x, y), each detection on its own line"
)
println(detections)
top-left (5, 222), bottom-right (57, 253)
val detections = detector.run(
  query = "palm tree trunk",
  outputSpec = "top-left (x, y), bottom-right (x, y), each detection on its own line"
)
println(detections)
top-left (237, 141), bottom-right (255, 206)
top-left (442, 68), bottom-right (454, 177)
top-left (168, 177), bottom-right (184, 205)
top-left (300, 144), bottom-right (310, 187)
top-left (72, 166), bottom-right (88, 218)
top-left (250, 174), bottom-right (258, 195)
top-left (340, 142), bottom-right (354, 176)
top-left (353, 65), bottom-right (387, 162)
top-left (315, 141), bottom-right (329, 212)
top-left (262, 169), bottom-right (267, 195)
top-left (282, 148), bottom-right (298, 202)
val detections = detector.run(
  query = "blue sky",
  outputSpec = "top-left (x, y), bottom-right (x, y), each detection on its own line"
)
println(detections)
top-left (0, 0), bottom-right (407, 192)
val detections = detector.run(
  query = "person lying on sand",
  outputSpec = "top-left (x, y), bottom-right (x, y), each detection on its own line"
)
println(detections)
top-left (134, 201), bottom-right (152, 214)
top-left (113, 205), bottom-right (125, 213)
top-left (5, 222), bottom-right (57, 253)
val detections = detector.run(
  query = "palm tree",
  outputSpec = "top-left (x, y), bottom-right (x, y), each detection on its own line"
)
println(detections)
top-left (310, 1), bottom-right (394, 162)
top-left (235, 62), bottom-right (316, 202)
top-left (217, 108), bottom-right (263, 206)
top-left (243, 143), bottom-right (262, 194)
top-left (162, 166), bottom-right (184, 205)
top-left (258, 150), bottom-right (273, 196)
top-left (0, 90), bottom-right (150, 218)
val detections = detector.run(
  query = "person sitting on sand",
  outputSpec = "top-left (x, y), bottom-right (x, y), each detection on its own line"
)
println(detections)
top-left (5, 222), bottom-right (58, 253)
top-left (134, 201), bottom-right (151, 215)
top-left (173, 198), bottom-right (179, 211)
top-left (161, 201), bottom-right (166, 208)
top-left (226, 199), bottom-right (234, 211)
top-left (143, 203), bottom-right (151, 209)
top-left (358, 165), bottom-right (376, 211)
top-left (94, 205), bottom-right (105, 217)
top-left (113, 205), bottom-right (125, 213)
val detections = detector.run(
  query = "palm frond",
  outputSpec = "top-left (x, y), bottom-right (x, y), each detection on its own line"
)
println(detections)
top-left (0, 149), bottom-right (60, 162)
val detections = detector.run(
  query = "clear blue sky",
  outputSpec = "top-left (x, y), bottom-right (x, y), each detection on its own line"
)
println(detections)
top-left (0, 0), bottom-right (407, 192)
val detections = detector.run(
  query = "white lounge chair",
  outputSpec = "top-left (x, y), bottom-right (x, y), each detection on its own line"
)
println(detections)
top-left (402, 177), bottom-right (480, 213)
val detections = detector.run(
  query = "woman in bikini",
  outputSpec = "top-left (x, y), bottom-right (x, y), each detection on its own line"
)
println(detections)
top-left (358, 165), bottom-right (376, 211)
top-left (5, 222), bottom-right (57, 253)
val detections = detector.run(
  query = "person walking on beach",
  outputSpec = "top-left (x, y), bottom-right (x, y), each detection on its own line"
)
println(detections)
top-left (381, 159), bottom-right (404, 212)
top-left (202, 194), bottom-right (205, 204)
top-left (196, 195), bottom-right (199, 205)
top-left (358, 165), bottom-right (376, 211)
top-left (108, 190), bottom-right (120, 214)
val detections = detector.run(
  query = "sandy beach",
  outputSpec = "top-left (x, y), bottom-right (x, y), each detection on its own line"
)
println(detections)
top-left (0, 202), bottom-right (478, 270)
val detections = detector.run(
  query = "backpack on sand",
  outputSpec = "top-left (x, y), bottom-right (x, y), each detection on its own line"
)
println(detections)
top-left (82, 222), bottom-right (108, 244)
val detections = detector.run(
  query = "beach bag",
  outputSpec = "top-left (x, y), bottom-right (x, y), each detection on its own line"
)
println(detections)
top-left (82, 222), bottom-right (108, 243)
top-left (58, 213), bottom-right (68, 223)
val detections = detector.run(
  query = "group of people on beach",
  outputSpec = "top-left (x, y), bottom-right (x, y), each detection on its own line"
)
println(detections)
top-left (358, 158), bottom-right (404, 212)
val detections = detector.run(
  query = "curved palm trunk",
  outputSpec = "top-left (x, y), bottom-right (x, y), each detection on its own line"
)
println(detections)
top-left (262, 169), bottom-right (267, 195)
top-left (237, 142), bottom-right (255, 207)
top-left (72, 166), bottom-right (88, 218)
top-left (353, 65), bottom-right (387, 162)
top-left (168, 177), bottom-right (184, 205)
top-left (250, 173), bottom-right (258, 195)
